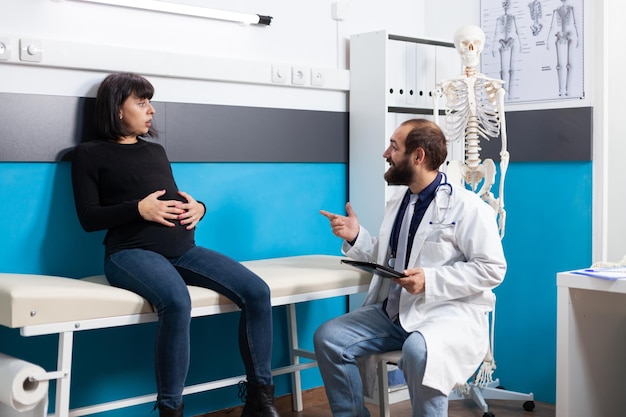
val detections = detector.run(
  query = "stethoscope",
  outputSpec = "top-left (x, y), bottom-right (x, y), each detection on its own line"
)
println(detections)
top-left (387, 173), bottom-right (455, 269)
top-left (429, 173), bottom-right (455, 226)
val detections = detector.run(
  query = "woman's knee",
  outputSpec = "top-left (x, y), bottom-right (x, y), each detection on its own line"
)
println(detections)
top-left (250, 277), bottom-right (271, 300)
top-left (238, 276), bottom-right (270, 314)
top-left (214, 259), bottom-right (271, 304)
top-left (156, 288), bottom-right (192, 318)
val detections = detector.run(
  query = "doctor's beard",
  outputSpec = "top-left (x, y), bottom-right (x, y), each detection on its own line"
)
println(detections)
top-left (384, 154), bottom-right (415, 186)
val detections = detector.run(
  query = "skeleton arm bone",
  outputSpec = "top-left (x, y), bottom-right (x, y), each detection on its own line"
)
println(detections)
top-left (496, 87), bottom-right (507, 156)
top-left (571, 9), bottom-right (580, 47)
top-left (433, 83), bottom-right (443, 126)
top-left (512, 16), bottom-right (523, 52)
top-left (495, 86), bottom-right (509, 238)
top-left (491, 22), bottom-right (500, 58)
top-left (546, 12), bottom-right (555, 48)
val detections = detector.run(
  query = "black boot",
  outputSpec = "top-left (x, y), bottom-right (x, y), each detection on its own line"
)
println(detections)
top-left (239, 381), bottom-right (281, 417)
top-left (158, 403), bottom-right (184, 417)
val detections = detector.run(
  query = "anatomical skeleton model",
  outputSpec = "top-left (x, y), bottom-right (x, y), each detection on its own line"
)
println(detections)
top-left (434, 24), bottom-right (509, 240)
top-left (433, 26), bottom-right (511, 399)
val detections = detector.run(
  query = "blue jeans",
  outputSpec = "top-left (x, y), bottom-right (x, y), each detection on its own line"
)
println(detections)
top-left (313, 303), bottom-right (448, 417)
top-left (105, 246), bottom-right (273, 410)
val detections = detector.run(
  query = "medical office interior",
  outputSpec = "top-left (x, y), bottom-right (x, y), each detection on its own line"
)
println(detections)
top-left (0, 0), bottom-right (625, 416)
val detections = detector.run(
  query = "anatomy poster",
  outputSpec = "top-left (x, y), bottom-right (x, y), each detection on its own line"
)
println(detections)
top-left (480, 0), bottom-right (584, 103)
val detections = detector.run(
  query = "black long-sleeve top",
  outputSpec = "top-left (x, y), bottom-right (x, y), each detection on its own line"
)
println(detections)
top-left (71, 139), bottom-right (196, 258)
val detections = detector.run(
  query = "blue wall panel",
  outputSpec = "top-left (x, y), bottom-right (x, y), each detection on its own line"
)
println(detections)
top-left (0, 161), bottom-right (349, 416)
top-left (491, 161), bottom-right (592, 404)
top-left (0, 159), bottom-right (592, 413)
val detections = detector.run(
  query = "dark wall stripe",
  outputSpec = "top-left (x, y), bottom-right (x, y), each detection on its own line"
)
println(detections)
top-left (480, 107), bottom-right (593, 162)
top-left (0, 93), bottom-right (591, 163)
top-left (163, 102), bottom-right (348, 162)
top-left (0, 93), bottom-right (348, 163)
top-left (0, 94), bottom-right (90, 161)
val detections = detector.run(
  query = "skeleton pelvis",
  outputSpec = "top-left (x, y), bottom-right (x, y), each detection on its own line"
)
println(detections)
top-left (445, 159), bottom-right (496, 195)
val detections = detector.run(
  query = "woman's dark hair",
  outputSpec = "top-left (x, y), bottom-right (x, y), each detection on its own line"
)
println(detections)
top-left (94, 72), bottom-right (155, 140)
top-left (401, 119), bottom-right (448, 170)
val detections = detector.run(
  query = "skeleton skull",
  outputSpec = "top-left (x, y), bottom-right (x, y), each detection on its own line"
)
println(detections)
top-left (453, 25), bottom-right (486, 69)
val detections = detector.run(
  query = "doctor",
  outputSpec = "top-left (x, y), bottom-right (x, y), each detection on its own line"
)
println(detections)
top-left (314, 118), bottom-right (506, 417)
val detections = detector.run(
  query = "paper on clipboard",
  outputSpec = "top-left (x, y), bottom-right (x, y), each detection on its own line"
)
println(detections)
top-left (572, 267), bottom-right (626, 280)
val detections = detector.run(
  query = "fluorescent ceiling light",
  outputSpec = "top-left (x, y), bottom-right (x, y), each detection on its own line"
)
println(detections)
top-left (55, 0), bottom-right (272, 25)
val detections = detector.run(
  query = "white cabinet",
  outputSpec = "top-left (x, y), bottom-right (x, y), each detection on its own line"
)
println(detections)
top-left (556, 271), bottom-right (626, 416)
top-left (349, 30), bottom-right (461, 232)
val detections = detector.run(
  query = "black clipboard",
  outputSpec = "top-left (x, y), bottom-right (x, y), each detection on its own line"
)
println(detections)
top-left (341, 259), bottom-right (406, 278)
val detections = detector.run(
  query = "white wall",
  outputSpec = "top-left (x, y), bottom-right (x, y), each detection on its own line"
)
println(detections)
top-left (593, 1), bottom-right (626, 263)
top-left (4, 0), bottom-right (621, 258)
top-left (424, 0), bottom-right (480, 40)
top-left (1, 0), bottom-right (430, 111)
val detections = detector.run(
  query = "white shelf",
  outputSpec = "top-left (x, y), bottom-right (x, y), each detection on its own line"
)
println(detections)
top-left (349, 30), bottom-right (460, 232)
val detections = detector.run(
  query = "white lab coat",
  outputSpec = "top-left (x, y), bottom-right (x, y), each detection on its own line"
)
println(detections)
top-left (343, 179), bottom-right (506, 395)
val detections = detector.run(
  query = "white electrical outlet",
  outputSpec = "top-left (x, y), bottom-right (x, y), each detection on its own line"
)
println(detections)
top-left (291, 66), bottom-right (308, 85)
top-left (311, 69), bottom-right (325, 86)
top-left (271, 65), bottom-right (289, 83)
top-left (0, 38), bottom-right (11, 60)
top-left (20, 39), bottom-right (43, 62)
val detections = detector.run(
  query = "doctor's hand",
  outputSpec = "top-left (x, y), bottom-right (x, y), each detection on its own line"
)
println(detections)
top-left (393, 267), bottom-right (425, 295)
top-left (320, 202), bottom-right (360, 242)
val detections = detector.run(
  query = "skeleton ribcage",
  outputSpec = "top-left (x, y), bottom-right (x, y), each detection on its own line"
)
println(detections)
top-left (443, 78), bottom-right (501, 145)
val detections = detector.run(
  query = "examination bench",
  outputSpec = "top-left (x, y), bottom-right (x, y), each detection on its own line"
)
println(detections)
top-left (0, 254), bottom-right (371, 417)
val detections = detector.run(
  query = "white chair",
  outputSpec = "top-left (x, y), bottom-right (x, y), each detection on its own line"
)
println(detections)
top-left (368, 350), bottom-right (407, 417)
top-left (368, 306), bottom-right (535, 417)
top-left (370, 350), bottom-right (535, 417)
